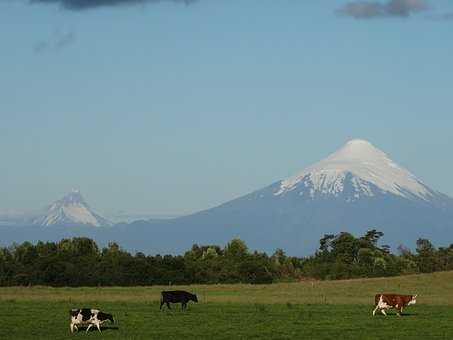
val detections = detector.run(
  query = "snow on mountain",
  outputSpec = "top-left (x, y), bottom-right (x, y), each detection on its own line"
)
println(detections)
top-left (275, 139), bottom-right (436, 201)
top-left (33, 190), bottom-right (112, 227)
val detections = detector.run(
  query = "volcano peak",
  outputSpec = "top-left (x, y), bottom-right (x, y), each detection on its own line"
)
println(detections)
top-left (275, 139), bottom-right (434, 201)
top-left (33, 191), bottom-right (111, 227)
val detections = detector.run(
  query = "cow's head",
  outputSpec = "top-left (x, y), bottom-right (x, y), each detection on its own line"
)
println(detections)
top-left (69, 309), bottom-right (80, 318)
top-left (191, 294), bottom-right (198, 303)
top-left (408, 295), bottom-right (417, 305)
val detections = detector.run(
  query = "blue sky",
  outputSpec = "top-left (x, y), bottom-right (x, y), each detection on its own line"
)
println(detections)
top-left (1, 0), bottom-right (452, 217)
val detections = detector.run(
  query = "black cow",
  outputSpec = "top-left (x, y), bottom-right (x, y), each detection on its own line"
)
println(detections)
top-left (160, 290), bottom-right (198, 310)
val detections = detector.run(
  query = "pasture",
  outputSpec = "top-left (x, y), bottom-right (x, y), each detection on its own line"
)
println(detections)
top-left (1, 271), bottom-right (453, 339)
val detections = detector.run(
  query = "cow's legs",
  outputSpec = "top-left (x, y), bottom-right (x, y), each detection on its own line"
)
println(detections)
top-left (372, 306), bottom-right (379, 316)
top-left (380, 309), bottom-right (387, 316)
top-left (70, 323), bottom-right (74, 333)
top-left (160, 301), bottom-right (164, 310)
top-left (86, 324), bottom-right (93, 333)
top-left (395, 304), bottom-right (402, 317)
top-left (182, 302), bottom-right (187, 311)
top-left (96, 322), bottom-right (102, 333)
top-left (166, 302), bottom-right (171, 310)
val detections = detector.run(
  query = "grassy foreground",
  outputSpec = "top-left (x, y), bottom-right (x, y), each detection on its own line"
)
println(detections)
top-left (1, 271), bottom-right (453, 339)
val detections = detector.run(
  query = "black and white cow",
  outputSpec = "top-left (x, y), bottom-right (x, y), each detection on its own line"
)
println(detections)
top-left (69, 308), bottom-right (114, 333)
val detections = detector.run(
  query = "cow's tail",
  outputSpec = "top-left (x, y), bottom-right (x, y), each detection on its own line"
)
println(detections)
top-left (160, 292), bottom-right (164, 304)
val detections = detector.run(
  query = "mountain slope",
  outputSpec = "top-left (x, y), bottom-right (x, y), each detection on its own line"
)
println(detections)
top-left (120, 139), bottom-right (453, 254)
top-left (33, 190), bottom-right (111, 227)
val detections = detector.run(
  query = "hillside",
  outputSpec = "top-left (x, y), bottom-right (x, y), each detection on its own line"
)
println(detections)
top-left (2, 271), bottom-right (453, 305)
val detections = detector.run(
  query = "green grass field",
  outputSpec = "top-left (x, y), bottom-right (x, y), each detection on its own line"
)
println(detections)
top-left (2, 271), bottom-right (453, 339)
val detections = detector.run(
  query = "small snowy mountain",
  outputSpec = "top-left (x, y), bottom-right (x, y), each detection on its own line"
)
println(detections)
top-left (33, 190), bottom-right (112, 227)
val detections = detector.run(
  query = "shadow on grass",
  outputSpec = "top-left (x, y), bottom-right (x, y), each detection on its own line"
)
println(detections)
top-left (373, 313), bottom-right (418, 318)
top-left (83, 326), bottom-right (119, 332)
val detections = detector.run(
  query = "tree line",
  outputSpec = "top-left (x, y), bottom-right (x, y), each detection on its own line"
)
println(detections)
top-left (1, 229), bottom-right (453, 286)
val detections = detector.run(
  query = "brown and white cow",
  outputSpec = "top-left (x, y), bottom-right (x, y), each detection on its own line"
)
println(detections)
top-left (372, 294), bottom-right (417, 317)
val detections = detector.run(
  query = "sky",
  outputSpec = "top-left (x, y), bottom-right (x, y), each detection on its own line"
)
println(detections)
top-left (1, 0), bottom-right (452, 219)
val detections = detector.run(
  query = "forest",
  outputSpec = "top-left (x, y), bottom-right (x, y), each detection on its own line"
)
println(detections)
top-left (1, 229), bottom-right (453, 286)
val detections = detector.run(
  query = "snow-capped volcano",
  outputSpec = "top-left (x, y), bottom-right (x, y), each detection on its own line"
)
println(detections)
top-left (117, 138), bottom-right (453, 255)
top-left (34, 190), bottom-right (111, 227)
top-left (275, 139), bottom-right (437, 202)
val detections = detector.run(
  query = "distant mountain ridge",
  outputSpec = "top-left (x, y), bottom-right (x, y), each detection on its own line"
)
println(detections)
top-left (1, 139), bottom-right (453, 255)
